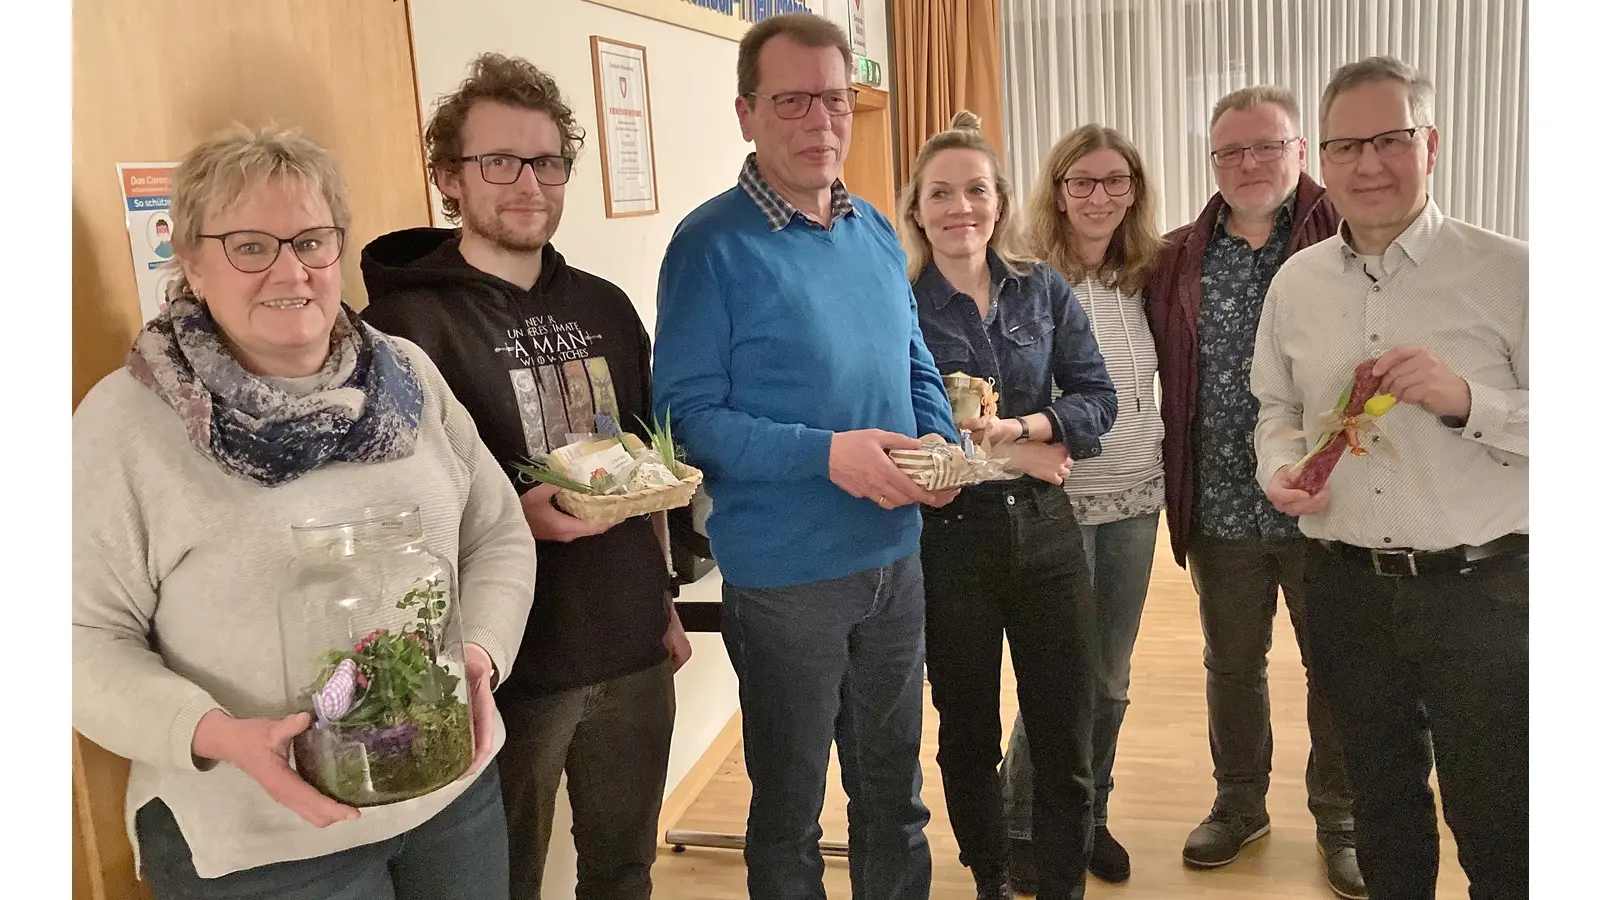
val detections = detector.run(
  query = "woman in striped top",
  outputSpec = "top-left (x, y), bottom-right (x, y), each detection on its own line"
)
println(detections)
top-left (1000, 124), bottom-right (1167, 890)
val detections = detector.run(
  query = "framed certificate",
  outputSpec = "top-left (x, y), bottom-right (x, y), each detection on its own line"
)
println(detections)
top-left (589, 35), bottom-right (660, 218)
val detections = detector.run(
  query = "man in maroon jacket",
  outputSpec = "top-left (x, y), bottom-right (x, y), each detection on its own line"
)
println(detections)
top-left (1145, 86), bottom-right (1365, 899)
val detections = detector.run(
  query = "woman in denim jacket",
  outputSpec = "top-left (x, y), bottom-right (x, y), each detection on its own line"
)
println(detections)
top-left (898, 111), bottom-right (1116, 900)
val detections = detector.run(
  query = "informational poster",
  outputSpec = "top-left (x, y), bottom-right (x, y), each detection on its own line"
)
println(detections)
top-left (590, 36), bottom-right (659, 218)
top-left (116, 162), bottom-right (180, 323)
top-left (848, 0), bottom-right (868, 57)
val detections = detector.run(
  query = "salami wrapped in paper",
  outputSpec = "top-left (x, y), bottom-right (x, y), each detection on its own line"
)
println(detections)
top-left (1286, 358), bottom-right (1399, 495)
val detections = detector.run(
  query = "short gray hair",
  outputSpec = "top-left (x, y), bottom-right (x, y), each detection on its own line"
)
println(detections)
top-left (1210, 85), bottom-right (1300, 129)
top-left (1319, 56), bottom-right (1435, 133)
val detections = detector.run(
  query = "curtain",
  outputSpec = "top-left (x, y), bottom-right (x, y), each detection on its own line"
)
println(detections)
top-left (998, 0), bottom-right (1528, 238)
top-left (892, 0), bottom-right (1006, 188)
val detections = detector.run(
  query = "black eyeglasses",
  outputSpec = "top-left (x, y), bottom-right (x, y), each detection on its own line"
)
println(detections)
top-left (1061, 174), bottom-right (1135, 199)
top-left (744, 89), bottom-right (859, 120)
top-left (456, 154), bottom-right (575, 186)
top-left (198, 226), bottom-right (345, 274)
top-left (1210, 138), bottom-right (1302, 168)
top-left (1319, 127), bottom-right (1430, 164)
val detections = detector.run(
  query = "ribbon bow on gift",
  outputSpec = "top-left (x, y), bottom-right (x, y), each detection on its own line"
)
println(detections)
top-left (1285, 359), bottom-right (1400, 493)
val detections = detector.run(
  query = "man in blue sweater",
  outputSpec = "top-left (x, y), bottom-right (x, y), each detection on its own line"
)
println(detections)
top-left (652, 13), bottom-right (959, 900)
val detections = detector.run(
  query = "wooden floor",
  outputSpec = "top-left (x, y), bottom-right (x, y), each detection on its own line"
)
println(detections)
top-left (653, 536), bottom-right (1470, 898)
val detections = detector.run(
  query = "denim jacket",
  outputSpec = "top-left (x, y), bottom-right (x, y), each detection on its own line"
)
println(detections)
top-left (911, 251), bottom-right (1118, 460)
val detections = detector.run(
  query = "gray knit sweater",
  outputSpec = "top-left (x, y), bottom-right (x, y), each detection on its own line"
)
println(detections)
top-left (72, 338), bottom-right (537, 879)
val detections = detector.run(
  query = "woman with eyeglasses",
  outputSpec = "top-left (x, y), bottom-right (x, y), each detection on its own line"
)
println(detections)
top-left (71, 124), bottom-right (536, 900)
top-left (998, 124), bottom-right (1168, 891)
top-left (900, 111), bottom-right (1117, 900)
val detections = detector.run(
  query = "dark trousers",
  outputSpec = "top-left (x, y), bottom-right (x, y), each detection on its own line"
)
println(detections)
top-left (1002, 511), bottom-right (1162, 836)
top-left (497, 661), bottom-right (676, 900)
top-left (1304, 541), bottom-right (1529, 900)
top-left (921, 484), bottom-right (1097, 900)
top-left (722, 552), bottom-right (933, 900)
top-left (136, 762), bottom-right (510, 900)
top-left (1188, 534), bottom-right (1355, 833)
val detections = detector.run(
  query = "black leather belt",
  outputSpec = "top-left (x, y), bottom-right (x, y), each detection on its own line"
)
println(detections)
top-left (1318, 533), bottom-right (1528, 578)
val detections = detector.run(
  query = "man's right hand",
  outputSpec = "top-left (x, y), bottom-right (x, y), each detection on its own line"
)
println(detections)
top-left (828, 429), bottom-right (941, 509)
top-left (1265, 465), bottom-right (1331, 517)
top-left (520, 483), bottom-right (616, 542)
top-left (191, 710), bottom-right (359, 828)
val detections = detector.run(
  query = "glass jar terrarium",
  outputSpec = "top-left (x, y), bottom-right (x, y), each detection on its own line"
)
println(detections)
top-left (281, 506), bottom-right (474, 807)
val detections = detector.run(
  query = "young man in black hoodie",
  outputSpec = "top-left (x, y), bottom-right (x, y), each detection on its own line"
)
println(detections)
top-left (360, 53), bottom-right (690, 900)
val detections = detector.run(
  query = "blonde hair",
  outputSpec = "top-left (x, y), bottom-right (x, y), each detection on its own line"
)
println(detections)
top-left (1320, 56), bottom-right (1435, 133)
top-left (897, 111), bottom-right (1035, 279)
top-left (1025, 124), bottom-right (1163, 293)
top-left (168, 123), bottom-right (352, 293)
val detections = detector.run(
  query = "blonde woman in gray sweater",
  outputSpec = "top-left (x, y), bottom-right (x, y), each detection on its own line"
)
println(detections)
top-left (71, 126), bottom-right (537, 899)
top-left (1000, 124), bottom-right (1167, 891)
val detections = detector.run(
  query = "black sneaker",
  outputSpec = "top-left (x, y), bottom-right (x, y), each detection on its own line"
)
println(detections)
top-left (975, 868), bottom-right (1015, 900)
top-left (1181, 807), bottom-right (1271, 868)
top-left (1088, 824), bottom-right (1131, 882)
top-left (1005, 838), bottom-right (1038, 895)
top-left (1318, 831), bottom-right (1368, 899)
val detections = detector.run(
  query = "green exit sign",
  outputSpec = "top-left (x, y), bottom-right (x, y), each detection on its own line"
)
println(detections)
top-left (855, 56), bottom-right (882, 87)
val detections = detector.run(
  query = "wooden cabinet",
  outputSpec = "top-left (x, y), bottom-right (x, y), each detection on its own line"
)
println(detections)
top-left (842, 86), bottom-right (900, 226)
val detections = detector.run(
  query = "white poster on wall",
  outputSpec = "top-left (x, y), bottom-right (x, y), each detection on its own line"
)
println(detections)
top-left (116, 162), bottom-right (180, 324)
top-left (847, 0), bottom-right (868, 56)
top-left (590, 36), bottom-right (659, 218)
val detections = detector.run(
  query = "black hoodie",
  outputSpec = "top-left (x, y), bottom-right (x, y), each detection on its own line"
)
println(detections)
top-left (361, 228), bottom-right (668, 697)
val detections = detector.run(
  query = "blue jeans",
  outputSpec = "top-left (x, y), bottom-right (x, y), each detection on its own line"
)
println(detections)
top-left (1002, 512), bottom-right (1160, 836)
top-left (722, 552), bottom-right (933, 900)
top-left (135, 762), bottom-right (510, 900)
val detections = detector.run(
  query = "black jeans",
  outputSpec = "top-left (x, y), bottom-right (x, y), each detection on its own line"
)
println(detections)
top-left (497, 660), bottom-right (676, 900)
top-left (921, 482), bottom-right (1097, 900)
top-left (1304, 541), bottom-right (1528, 900)
top-left (1188, 534), bottom-right (1355, 834)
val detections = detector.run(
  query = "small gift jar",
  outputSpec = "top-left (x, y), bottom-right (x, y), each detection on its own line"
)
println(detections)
top-left (280, 506), bottom-right (474, 807)
top-left (943, 372), bottom-right (993, 424)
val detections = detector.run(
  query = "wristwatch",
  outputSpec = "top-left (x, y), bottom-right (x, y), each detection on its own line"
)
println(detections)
top-left (1013, 417), bottom-right (1031, 442)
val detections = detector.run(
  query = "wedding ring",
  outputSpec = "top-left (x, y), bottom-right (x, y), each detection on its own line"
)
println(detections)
top-left (878, 496), bottom-right (888, 506)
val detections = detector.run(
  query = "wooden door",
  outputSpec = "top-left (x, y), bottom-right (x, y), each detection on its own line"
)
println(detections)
top-left (843, 86), bottom-right (898, 224)
top-left (72, 2), bottom-right (429, 896)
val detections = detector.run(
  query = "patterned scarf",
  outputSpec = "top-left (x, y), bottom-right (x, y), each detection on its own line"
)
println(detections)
top-left (126, 294), bottom-right (424, 487)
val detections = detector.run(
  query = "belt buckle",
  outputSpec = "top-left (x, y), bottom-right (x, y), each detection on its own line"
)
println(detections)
top-left (1372, 549), bottom-right (1418, 577)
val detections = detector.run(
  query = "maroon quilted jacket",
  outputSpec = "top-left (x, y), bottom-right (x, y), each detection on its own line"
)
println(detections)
top-left (1144, 172), bottom-right (1339, 567)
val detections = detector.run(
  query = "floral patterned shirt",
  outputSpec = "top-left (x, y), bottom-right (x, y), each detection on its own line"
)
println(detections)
top-left (1193, 193), bottom-right (1301, 540)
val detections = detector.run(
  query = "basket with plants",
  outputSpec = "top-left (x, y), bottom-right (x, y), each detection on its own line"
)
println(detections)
top-left (511, 412), bottom-right (703, 526)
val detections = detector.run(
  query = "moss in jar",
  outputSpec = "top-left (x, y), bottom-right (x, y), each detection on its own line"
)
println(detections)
top-left (292, 578), bottom-right (474, 805)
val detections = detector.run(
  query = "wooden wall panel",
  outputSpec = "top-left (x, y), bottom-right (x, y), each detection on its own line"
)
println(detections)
top-left (72, 0), bottom-right (431, 406)
top-left (842, 86), bottom-right (897, 223)
top-left (72, 2), bottom-right (428, 896)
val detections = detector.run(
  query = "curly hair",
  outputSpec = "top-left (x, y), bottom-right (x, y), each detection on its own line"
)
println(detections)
top-left (424, 53), bottom-right (586, 221)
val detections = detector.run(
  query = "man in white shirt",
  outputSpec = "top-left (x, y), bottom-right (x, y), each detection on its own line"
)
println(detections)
top-left (1252, 56), bottom-right (1527, 899)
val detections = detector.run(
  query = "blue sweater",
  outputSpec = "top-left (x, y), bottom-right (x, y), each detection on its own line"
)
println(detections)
top-left (652, 187), bottom-right (958, 589)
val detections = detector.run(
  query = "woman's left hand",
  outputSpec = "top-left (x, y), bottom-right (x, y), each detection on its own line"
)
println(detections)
top-left (462, 643), bottom-right (497, 777)
top-left (959, 415), bottom-right (1022, 446)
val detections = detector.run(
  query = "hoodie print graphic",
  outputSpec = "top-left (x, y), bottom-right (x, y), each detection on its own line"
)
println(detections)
top-left (496, 313), bottom-right (622, 455)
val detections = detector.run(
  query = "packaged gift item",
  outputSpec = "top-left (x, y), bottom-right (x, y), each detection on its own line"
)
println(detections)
top-left (889, 433), bottom-right (1023, 491)
top-left (1287, 357), bottom-right (1400, 495)
top-left (943, 372), bottom-right (999, 424)
top-left (281, 506), bottom-right (474, 807)
top-left (511, 412), bottom-right (704, 525)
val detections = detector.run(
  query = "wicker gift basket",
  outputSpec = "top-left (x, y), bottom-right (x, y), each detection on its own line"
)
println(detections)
top-left (889, 433), bottom-right (1016, 491)
top-left (513, 419), bottom-right (703, 526)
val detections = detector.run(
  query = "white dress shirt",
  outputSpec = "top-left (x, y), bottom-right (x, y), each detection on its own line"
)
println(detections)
top-left (1251, 197), bottom-right (1527, 551)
